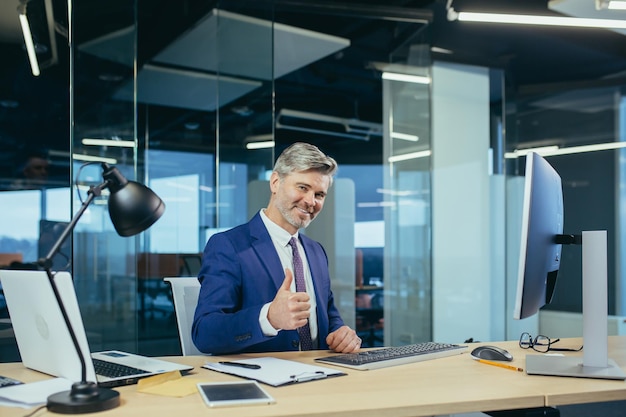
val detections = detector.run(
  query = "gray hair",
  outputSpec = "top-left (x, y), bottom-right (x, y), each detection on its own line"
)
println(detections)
top-left (273, 142), bottom-right (338, 182)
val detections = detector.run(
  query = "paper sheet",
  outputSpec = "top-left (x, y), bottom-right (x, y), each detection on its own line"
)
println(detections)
top-left (0, 378), bottom-right (72, 408)
top-left (203, 357), bottom-right (345, 386)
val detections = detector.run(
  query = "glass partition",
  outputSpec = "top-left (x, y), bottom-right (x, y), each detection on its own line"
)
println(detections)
top-left (0, 0), bottom-right (71, 362)
top-left (382, 64), bottom-right (432, 345)
top-left (71, 1), bottom-right (139, 352)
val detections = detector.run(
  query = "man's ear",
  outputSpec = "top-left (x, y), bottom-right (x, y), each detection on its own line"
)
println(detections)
top-left (269, 171), bottom-right (280, 192)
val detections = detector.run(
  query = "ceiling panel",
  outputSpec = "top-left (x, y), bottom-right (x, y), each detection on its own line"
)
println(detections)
top-left (112, 64), bottom-right (262, 111)
top-left (152, 9), bottom-right (350, 81)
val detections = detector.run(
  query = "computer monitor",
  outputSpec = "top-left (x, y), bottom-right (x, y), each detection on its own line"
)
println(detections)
top-left (513, 152), bottom-right (625, 380)
top-left (513, 152), bottom-right (563, 320)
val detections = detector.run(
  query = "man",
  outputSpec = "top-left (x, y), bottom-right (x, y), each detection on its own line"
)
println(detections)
top-left (10, 151), bottom-right (49, 190)
top-left (192, 142), bottom-right (361, 354)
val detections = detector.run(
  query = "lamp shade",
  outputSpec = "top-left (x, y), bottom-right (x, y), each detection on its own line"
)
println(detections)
top-left (102, 163), bottom-right (165, 237)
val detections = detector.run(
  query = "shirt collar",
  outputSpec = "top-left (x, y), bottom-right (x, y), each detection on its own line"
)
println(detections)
top-left (260, 209), bottom-right (299, 247)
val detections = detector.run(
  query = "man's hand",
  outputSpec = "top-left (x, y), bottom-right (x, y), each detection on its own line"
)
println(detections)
top-left (267, 269), bottom-right (311, 331)
top-left (327, 325), bottom-right (361, 353)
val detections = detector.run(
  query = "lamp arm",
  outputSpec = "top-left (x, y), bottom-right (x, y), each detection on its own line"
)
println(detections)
top-left (38, 180), bottom-right (109, 269)
top-left (44, 267), bottom-right (90, 382)
top-left (36, 179), bottom-right (110, 384)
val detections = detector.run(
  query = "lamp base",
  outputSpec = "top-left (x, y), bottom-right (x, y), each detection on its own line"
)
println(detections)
top-left (47, 381), bottom-right (120, 414)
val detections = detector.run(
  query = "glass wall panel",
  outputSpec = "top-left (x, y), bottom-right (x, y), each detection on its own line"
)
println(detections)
top-left (382, 68), bottom-right (432, 345)
top-left (134, 1), bottom-right (277, 354)
top-left (0, 0), bottom-right (71, 362)
top-left (71, 1), bottom-right (139, 352)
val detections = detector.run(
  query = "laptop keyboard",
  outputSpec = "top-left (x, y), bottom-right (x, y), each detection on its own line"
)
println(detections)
top-left (315, 342), bottom-right (468, 370)
top-left (0, 375), bottom-right (23, 388)
top-left (93, 358), bottom-right (149, 378)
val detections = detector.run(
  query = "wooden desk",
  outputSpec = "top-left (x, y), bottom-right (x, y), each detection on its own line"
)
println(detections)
top-left (539, 336), bottom-right (626, 408)
top-left (2, 337), bottom-right (626, 417)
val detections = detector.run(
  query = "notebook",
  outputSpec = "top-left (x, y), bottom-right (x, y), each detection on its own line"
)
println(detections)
top-left (0, 269), bottom-right (193, 388)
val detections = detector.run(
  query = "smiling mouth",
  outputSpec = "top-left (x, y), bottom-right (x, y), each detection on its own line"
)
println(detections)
top-left (295, 206), bottom-right (312, 216)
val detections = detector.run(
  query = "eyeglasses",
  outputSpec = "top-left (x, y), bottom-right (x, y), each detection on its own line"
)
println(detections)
top-left (519, 332), bottom-right (583, 353)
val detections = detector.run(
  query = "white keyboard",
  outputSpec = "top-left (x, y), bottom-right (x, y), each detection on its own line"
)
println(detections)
top-left (315, 342), bottom-right (468, 370)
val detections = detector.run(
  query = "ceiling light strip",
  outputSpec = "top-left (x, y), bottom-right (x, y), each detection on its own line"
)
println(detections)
top-left (608, 1), bottom-right (626, 10)
top-left (388, 150), bottom-right (432, 163)
top-left (18, 13), bottom-right (40, 76)
top-left (457, 12), bottom-right (626, 29)
top-left (72, 154), bottom-right (118, 164)
top-left (82, 138), bottom-right (136, 147)
top-left (390, 132), bottom-right (419, 142)
top-left (505, 142), bottom-right (626, 158)
top-left (382, 72), bottom-right (431, 84)
top-left (246, 141), bottom-right (275, 150)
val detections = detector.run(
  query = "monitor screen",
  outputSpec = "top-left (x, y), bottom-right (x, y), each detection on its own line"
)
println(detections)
top-left (513, 152), bottom-right (564, 320)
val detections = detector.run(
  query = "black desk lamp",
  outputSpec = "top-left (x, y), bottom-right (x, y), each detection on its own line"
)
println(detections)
top-left (37, 162), bottom-right (165, 414)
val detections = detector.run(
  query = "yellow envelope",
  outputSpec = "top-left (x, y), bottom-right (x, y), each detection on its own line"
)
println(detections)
top-left (137, 371), bottom-right (198, 397)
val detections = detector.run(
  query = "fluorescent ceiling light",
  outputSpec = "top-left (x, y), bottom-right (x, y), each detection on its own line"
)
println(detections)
top-left (390, 131), bottom-right (419, 142)
top-left (357, 201), bottom-right (396, 208)
top-left (382, 72), bottom-right (431, 84)
top-left (609, 1), bottom-right (626, 10)
top-left (455, 11), bottom-right (626, 29)
top-left (246, 141), bottom-right (275, 150)
top-left (245, 134), bottom-right (274, 149)
top-left (430, 46), bottom-right (454, 54)
top-left (505, 146), bottom-right (559, 158)
top-left (72, 154), bottom-right (118, 164)
top-left (388, 150), bottom-right (432, 163)
top-left (376, 188), bottom-right (423, 197)
top-left (18, 10), bottom-right (40, 76)
top-left (505, 142), bottom-right (626, 158)
top-left (597, 0), bottom-right (626, 10)
top-left (82, 138), bottom-right (135, 147)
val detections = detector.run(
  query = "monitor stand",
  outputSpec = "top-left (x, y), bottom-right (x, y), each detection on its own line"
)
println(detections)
top-left (526, 230), bottom-right (626, 380)
top-left (526, 355), bottom-right (625, 380)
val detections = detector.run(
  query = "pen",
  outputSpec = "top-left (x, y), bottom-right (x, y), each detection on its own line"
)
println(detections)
top-left (475, 359), bottom-right (523, 372)
top-left (218, 361), bottom-right (261, 370)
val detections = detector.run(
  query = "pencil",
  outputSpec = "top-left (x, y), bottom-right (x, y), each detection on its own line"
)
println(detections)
top-left (475, 358), bottom-right (523, 372)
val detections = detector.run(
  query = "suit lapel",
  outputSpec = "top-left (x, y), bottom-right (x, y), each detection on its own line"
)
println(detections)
top-left (249, 213), bottom-right (285, 290)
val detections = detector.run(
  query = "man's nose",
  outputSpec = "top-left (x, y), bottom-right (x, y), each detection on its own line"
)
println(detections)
top-left (304, 192), bottom-right (316, 208)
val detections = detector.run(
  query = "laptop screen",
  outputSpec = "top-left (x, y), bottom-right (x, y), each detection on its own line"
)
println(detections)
top-left (0, 269), bottom-right (97, 382)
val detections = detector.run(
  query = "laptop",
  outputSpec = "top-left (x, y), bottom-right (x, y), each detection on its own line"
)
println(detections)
top-left (0, 269), bottom-right (193, 388)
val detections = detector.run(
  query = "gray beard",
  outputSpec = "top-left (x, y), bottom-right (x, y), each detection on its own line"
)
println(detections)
top-left (278, 204), bottom-right (312, 230)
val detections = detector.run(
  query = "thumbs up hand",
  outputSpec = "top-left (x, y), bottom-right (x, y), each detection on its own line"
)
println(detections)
top-left (267, 268), bottom-right (311, 330)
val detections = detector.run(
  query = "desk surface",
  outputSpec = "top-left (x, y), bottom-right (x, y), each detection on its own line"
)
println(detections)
top-left (2, 337), bottom-right (626, 417)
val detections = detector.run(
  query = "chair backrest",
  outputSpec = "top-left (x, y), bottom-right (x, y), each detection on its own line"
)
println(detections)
top-left (163, 277), bottom-right (203, 355)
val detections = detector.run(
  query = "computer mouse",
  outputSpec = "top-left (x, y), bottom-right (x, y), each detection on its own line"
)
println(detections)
top-left (470, 345), bottom-right (513, 362)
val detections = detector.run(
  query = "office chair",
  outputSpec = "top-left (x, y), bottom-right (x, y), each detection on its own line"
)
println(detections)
top-left (163, 277), bottom-right (203, 356)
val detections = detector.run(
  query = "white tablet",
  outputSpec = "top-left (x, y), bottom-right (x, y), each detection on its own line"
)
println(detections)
top-left (197, 381), bottom-right (275, 407)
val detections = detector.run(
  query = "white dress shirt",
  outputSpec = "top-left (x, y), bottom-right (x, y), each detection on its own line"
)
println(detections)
top-left (258, 209), bottom-right (318, 347)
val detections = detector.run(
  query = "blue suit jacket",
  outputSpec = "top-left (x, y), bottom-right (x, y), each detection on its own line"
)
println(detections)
top-left (191, 212), bottom-right (345, 354)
